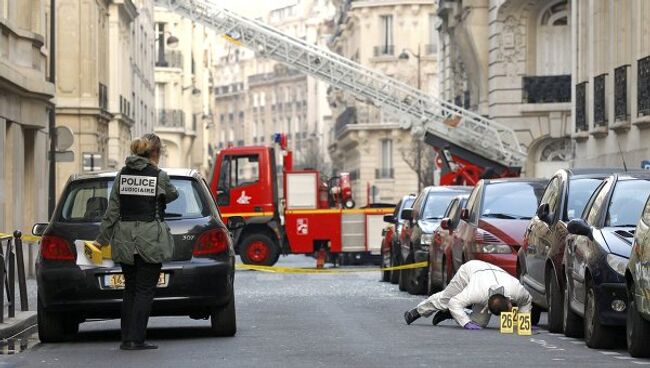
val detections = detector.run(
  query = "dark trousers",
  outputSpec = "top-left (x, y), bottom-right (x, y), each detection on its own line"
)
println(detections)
top-left (120, 255), bottom-right (162, 343)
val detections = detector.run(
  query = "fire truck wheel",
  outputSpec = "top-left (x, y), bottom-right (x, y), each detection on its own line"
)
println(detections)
top-left (240, 234), bottom-right (280, 266)
top-left (344, 199), bottom-right (355, 209)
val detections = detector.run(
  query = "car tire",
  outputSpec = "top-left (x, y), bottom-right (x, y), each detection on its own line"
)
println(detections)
top-left (627, 281), bottom-right (650, 357)
top-left (239, 234), bottom-right (280, 266)
top-left (546, 269), bottom-right (564, 333)
top-left (584, 280), bottom-right (615, 349)
top-left (381, 246), bottom-right (390, 282)
top-left (407, 265), bottom-right (427, 296)
top-left (531, 304), bottom-right (542, 326)
top-left (563, 275), bottom-right (584, 338)
top-left (398, 253), bottom-right (412, 292)
top-left (38, 298), bottom-right (75, 343)
top-left (389, 247), bottom-right (400, 284)
top-left (210, 288), bottom-right (237, 337)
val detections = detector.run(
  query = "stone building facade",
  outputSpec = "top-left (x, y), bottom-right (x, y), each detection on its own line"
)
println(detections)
top-left (154, 5), bottom-right (217, 173)
top-left (437, 0), bottom-right (573, 178)
top-left (0, 0), bottom-right (55, 233)
top-left (328, 0), bottom-right (438, 205)
top-left (571, 0), bottom-right (650, 169)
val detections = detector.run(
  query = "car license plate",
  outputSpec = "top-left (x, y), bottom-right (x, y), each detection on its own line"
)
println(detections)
top-left (102, 273), bottom-right (168, 290)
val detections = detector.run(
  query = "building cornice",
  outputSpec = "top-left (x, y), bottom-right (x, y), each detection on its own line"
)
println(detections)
top-left (351, 0), bottom-right (436, 10)
top-left (0, 61), bottom-right (55, 101)
top-left (112, 0), bottom-right (139, 23)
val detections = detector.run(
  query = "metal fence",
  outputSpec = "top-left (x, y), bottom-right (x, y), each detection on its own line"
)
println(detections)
top-left (0, 232), bottom-right (30, 323)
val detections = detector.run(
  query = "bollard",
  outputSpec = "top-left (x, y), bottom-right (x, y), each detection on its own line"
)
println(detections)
top-left (7, 236), bottom-right (15, 318)
top-left (13, 231), bottom-right (28, 312)
top-left (0, 237), bottom-right (5, 323)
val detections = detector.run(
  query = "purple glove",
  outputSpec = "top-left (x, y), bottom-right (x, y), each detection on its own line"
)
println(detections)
top-left (463, 322), bottom-right (482, 330)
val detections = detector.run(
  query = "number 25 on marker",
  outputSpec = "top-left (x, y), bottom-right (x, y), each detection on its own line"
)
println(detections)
top-left (517, 312), bottom-right (532, 336)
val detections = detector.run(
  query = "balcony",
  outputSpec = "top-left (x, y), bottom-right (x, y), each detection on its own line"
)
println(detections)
top-left (522, 75), bottom-right (571, 103)
top-left (373, 45), bottom-right (394, 57)
top-left (593, 74), bottom-right (607, 127)
top-left (575, 82), bottom-right (588, 133)
top-left (156, 50), bottom-right (183, 69)
top-left (334, 107), bottom-right (357, 137)
top-left (375, 168), bottom-right (394, 179)
top-left (157, 109), bottom-right (185, 128)
top-left (639, 56), bottom-right (650, 117)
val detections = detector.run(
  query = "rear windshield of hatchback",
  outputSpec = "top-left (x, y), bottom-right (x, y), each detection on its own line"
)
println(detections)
top-left (58, 178), bottom-right (209, 222)
top-left (481, 182), bottom-right (544, 220)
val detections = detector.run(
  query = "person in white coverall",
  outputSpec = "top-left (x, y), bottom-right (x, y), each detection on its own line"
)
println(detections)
top-left (404, 260), bottom-right (532, 330)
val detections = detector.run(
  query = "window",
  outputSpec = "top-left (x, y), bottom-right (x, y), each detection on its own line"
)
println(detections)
top-left (540, 177), bottom-right (561, 218)
top-left (428, 14), bottom-right (438, 54)
top-left (379, 139), bottom-right (393, 178)
top-left (421, 192), bottom-right (464, 220)
top-left (164, 179), bottom-right (210, 219)
top-left (225, 155), bottom-right (260, 188)
top-left (481, 182), bottom-right (545, 220)
top-left (379, 15), bottom-right (393, 49)
top-left (586, 181), bottom-right (611, 225)
top-left (59, 179), bottom-right (112, 222)
top-left (605, 179), bottom-right (650, 227)
top-left (566, 178), bottom-right (603, 219)
top-left (156, 83), bottom-right (165, 110)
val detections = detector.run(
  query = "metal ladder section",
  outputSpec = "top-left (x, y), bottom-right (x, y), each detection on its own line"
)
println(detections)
top-left (154, 0), bottom-right (527, 169)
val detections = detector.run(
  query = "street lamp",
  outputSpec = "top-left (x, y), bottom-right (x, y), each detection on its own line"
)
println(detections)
top-left (399, 45), bottom-right (424, 192)
top-left (156, 31), bottom-right (179, 67)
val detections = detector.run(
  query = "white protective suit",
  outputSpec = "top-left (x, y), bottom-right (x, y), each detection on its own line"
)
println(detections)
top-left (416, 260), bottom-right (532, 327)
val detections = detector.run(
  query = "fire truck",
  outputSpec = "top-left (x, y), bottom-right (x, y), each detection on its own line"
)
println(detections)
top-left (208, 133), bottom-right (392, 266)
top-left (154, 0), bottom-right (529, 265)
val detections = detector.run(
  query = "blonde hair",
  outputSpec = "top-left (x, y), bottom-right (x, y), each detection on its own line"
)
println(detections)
top-left (130, 133), bottom-right (162, 158)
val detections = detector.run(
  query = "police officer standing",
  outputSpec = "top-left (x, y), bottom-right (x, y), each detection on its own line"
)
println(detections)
top-left (94, 133), bottom-right (178, 350)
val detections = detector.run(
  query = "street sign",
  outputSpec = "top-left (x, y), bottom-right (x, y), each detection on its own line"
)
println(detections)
top-left (54, 151), bottom-right (74, 162)
top-left (55, 126), bottom-right (74, 151)
top-left (83, 153), bottom-right (102, 172)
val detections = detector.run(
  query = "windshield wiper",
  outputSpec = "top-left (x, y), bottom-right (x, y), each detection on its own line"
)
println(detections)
top-left (482, 213), bottom-right (522, 220)
top-left (164, 213), bottom-right (184, 218)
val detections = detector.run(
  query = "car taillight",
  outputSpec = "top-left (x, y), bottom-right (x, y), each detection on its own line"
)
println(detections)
top-left (193, 228), bottom-right (229, 256)
top-left (40, 235), bottom-right (75, 261)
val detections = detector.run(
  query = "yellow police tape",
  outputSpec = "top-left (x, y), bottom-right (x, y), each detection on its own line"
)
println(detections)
top-left (235, 261), bottom-right (428, 274)
top-left (0, 233), bottom-right (41, 242)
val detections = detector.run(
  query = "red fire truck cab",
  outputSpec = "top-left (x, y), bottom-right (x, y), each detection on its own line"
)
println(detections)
top-left (209, 137), bottom-right (392, 266)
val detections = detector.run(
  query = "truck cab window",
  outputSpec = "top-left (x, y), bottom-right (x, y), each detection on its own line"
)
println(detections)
top-left (230, 155), bottom-right (260, 188)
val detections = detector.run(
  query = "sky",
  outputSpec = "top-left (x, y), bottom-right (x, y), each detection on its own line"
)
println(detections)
top-left (212, 0), bottom-right (296, 17)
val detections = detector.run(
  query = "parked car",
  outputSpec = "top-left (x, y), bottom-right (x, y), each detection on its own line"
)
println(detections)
top-left (33, 169), bottom-right (238, 342)
top-left (427, 194), bottom-right (469, 295)
top-left (626, 193), bottom-right (650, 358)
top-left (519, 168), bottom-right (628, 333)
top-left (381, 195), bottom-right (416, 284)
top-left (400, 186), bottom-right (471, 295)
top-left (564, 173), bottom-right (650, 348)
top-left (451, 178), bottom-right (546, 280)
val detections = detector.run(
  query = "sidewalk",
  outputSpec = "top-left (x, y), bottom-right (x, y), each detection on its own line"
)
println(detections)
top-left (0, 278), bottom-right (37, 339)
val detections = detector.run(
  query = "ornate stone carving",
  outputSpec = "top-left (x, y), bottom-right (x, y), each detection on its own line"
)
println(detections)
top-left (496, 15), bottom-right (525, 79)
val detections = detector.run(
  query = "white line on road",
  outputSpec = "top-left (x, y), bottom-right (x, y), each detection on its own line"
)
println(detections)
top-left (599, 352), bottom-right (621, 355)
top-left (631, 361), bottom-right (650, 365)
top-left (615, 356), bottom-right (634, 360)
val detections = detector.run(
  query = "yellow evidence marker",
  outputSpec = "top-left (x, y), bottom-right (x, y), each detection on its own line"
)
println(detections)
top-left (500, 312), bottom-right (514, 334)
top-left (512, 307), bottom-right (519, 329)
top-left (84, 241), bottom-right (112, 265)
top-left (517, 312), bottom-right (532, 336)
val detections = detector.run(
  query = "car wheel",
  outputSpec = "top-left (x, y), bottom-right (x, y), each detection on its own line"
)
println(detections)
top-left (584, 280), bottom-right (615, 349)
top-left (627, 281), bottom-right (650, 357)
top-left (381, 246), bottom-right (390, 282)
top-left (531, 304), bottom-right (542, 326)
top-left (563, 275), bottom-right (584, 338)
top-left (546, 269), bottom-right (564, 333)
top-left (210, 287), bottom-right (237, 337)
top-left (389, 248), bottom-right (400, 284)
top-left (37, 298), bottom-right (76, 342)
top-left (239, 234), bottom-right (280, 266)
top-left (398, 253), bottom-right (412, 292)
top-left (407, 262), bottom-right (427, 296)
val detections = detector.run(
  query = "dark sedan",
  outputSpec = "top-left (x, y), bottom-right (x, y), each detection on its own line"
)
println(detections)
top-left (380, 195), bottom-right (416, 284)
top-left (427, 194), bottom-right (468, 294)
top-left (565, 173), bottom-right (650, 348)
top-left (33, 169), bottom-right (238, 342)
top-left (626, 194), bottom-right (650, 358)
top-left (519, 168), bottom-right (626, 333)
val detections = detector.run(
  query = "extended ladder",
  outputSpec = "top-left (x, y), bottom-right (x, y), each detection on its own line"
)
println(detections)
top-left (154, 0), bottom-right (527, 169)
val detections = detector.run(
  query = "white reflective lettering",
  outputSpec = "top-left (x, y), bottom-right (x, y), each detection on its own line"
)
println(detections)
top-left (119, 175), bottom-right (157, 197)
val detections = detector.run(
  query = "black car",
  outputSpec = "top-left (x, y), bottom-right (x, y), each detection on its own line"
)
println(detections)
top-left (399, 186), bottom-right (471, 295)
top-left (626, 194), bottom-right (650, 357)
top-left (564, 173), bottom-right (650, 348)
top-left (519, 168), bottom-right (627, 333)
top-left (33, 169), bottom-right (238, 342)
top-left (381, 195), bottom-right (416, 284)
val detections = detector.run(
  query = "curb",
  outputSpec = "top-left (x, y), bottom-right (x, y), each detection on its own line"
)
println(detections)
top-left (0, 311), bottom-right (37, 339)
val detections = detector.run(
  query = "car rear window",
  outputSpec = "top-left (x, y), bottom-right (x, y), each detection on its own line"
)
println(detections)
top-left (422, 192), bottom-right (464, 220)
top-left (58, 177), bottom-right (209, 222)
top-left (481, 182), bottom-right (544, 220)
top-left (567, 178), bottom-right (603, 219)
top-left (605, 179), bottom-right (650, 227)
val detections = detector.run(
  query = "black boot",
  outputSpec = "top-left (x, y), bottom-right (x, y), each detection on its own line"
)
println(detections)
top-left (431, 310), bottom-right (453, 326)
top-left (404, 308), bottom-right (421, 325)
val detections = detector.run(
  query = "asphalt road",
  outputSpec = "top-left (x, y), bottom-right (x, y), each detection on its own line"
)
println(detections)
top-left (1, 255), bottom-right (649, 368)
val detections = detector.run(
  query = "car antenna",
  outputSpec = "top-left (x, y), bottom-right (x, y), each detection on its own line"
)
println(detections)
top-left (616, 137), bottom-right (628, 172)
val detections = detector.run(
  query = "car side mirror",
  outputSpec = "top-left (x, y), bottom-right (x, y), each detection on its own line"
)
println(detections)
top-left (537, 203), bottom-right (551, 223)
top-left (32, 223), bottom-right (48, 237)
top-left (440, 218), bottom-right (451, 231)
top-left (383, 214), bottom-right (395, 224)
top-left (400, 208), bottom-right (413, 221)
top-left (460, 208), bottom-right (469, 221)
top-left (567, 218), bottom-right (592, 239)
top-left (227, 216), bottom-right (245, 230)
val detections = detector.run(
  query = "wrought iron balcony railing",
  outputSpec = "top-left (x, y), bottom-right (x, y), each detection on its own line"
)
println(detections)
top-left (639, 56), bottom-right (650, 117)
top-left (522, 75), bottom-right (571, 103)
top-left (156, 50), bottom-right (183, 69)
top-left (593, 74), bottom-right (607, 126)
top-left (157, 109), bottom-right (185, 128)
top-left (335, 107), bottom-right (357, 137)
top-left (614, 65), bottom-right (629, 121)
top-left (575, 82), bottom-right (588, 132)
top-left (373, 45), bottom-right (394, 57)
top-left (375, 168), bottom-right (394, 179)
